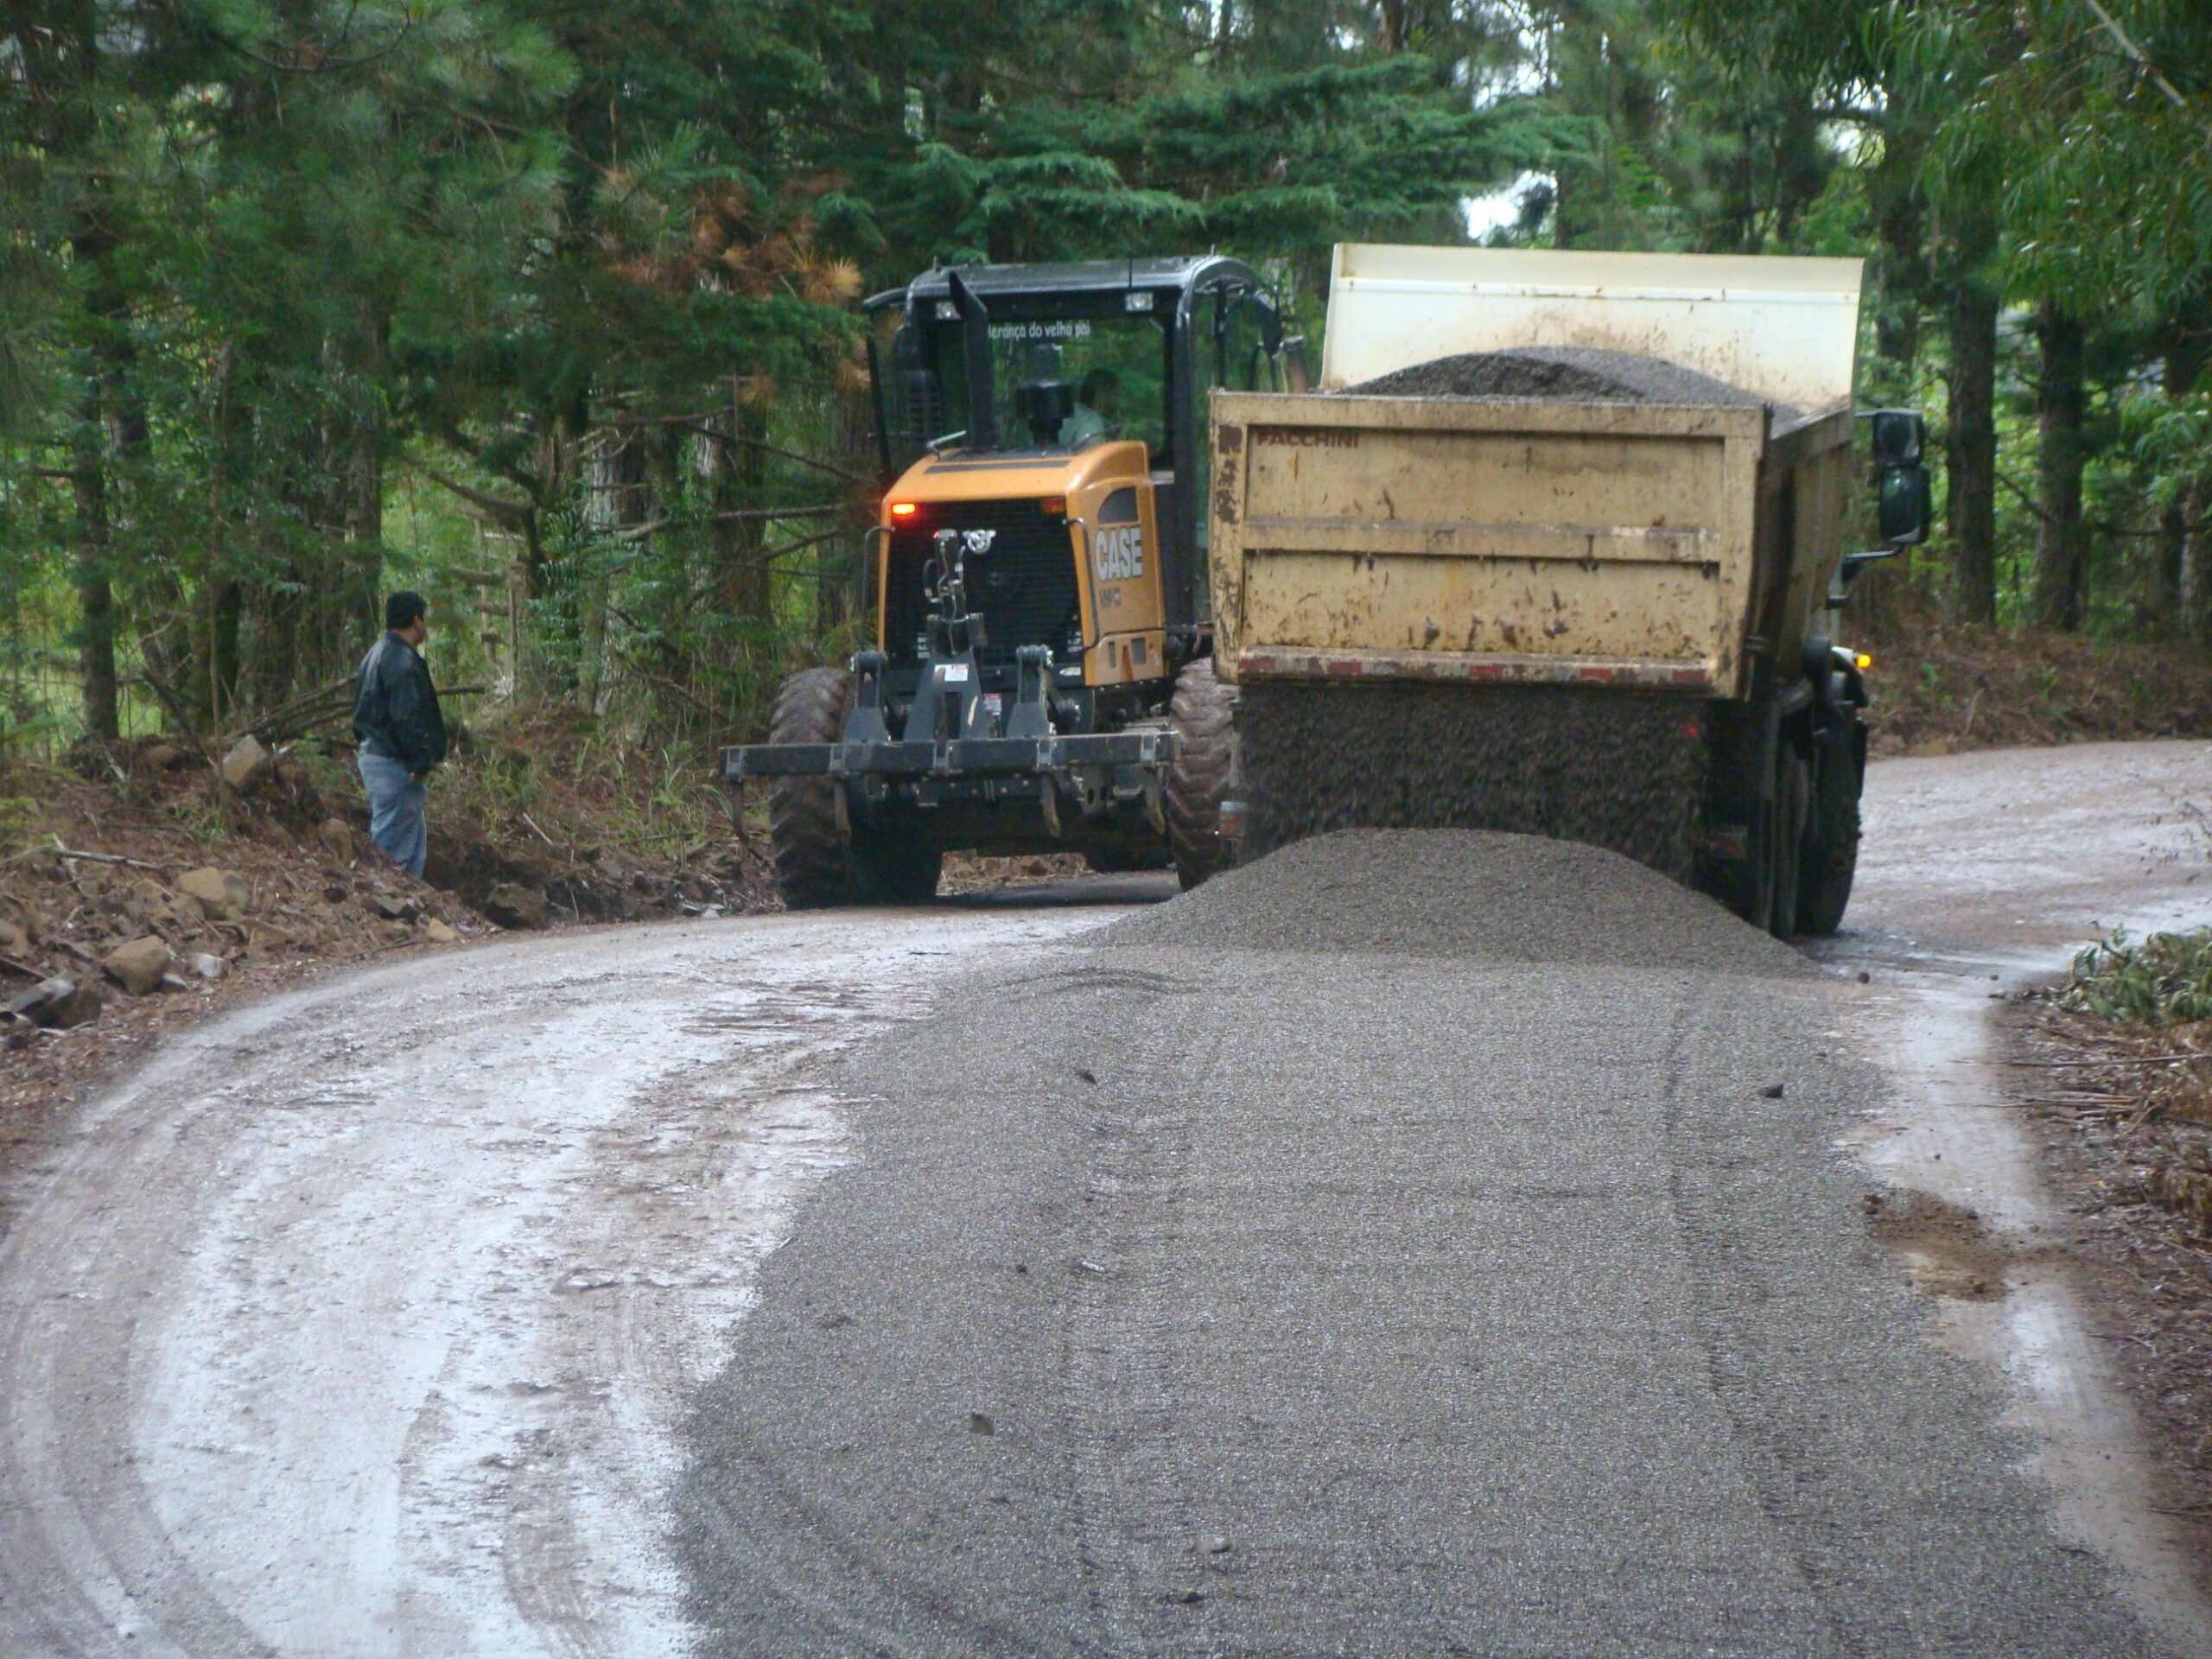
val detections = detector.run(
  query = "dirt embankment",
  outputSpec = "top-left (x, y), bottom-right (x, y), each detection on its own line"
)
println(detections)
top-left (1862, 619), bottom-right (2212, 758)
top-left (0, 718), bottom-right (779, 1142)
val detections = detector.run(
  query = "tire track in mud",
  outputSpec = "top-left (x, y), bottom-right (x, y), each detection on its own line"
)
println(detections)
top-left (0, 906), bottom-right (1119, 1659)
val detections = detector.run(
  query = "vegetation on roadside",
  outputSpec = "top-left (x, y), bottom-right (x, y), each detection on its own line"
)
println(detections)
top-left (2036, 931), bottom-right (2212, 1242)
top-left (2016, 955), bottom-right (2212, 1541)
top-left (2065, 930), bottom-right (2212, 1027)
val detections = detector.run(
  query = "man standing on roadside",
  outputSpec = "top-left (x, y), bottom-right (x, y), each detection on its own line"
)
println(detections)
top-left (353, 590), bottom-right (448, 878)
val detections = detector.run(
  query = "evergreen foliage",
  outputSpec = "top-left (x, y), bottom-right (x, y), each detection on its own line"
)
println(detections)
top-left (2, 0), bottom-right (2209, 756)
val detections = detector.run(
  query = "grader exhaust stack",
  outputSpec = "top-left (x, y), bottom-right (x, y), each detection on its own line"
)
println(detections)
top-left (1208, 244), bottom-right (1924, 938)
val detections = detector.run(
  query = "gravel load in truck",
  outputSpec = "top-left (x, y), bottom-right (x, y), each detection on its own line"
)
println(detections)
top-left (1342, 345), bottom-right (1774, 410)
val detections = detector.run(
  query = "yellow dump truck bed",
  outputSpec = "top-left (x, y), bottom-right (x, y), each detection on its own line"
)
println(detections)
top-left (1207, 393), bottom-right (1854, 702)
top-left (1207, 244), bottom-right (1863, 704)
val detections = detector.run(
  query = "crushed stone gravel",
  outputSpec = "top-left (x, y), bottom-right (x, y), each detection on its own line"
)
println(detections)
top-left (1232, 683), bottom-right (1712, 882)
top-left (1344, 345), bottom-right (1775, 410)
top-left (1103, 827), bottom-right (1805, 976)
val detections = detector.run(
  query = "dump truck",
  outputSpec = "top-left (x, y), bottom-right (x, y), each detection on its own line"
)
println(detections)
top-left (722, 257), bottom-right (1294, 903)
top-left (1205, 244), bottom-right (1929, 937)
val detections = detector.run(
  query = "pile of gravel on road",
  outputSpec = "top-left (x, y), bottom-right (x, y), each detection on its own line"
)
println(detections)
top-left (1344, 346), bottom-right (1774, 410)
top-left (1104, 827), bottom-right (1806, 976)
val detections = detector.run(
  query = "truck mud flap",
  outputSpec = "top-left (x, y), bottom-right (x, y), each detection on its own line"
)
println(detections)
top-left (723, 730), bottom-right (1178, 782)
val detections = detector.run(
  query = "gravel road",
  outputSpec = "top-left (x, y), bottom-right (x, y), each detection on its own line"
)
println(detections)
top-left (1, 745), bottom-right (2208, 1656)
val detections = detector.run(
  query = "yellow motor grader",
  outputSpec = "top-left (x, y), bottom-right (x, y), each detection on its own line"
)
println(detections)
top-left (724, 257), bottom-right (1295, 904)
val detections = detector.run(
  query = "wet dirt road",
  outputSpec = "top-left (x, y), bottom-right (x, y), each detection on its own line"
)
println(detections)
top-left (0, 742), bottom-right (2207, 1656)
top-left (0, 892), bottom-right (1160, 1657)
top-left (1828, 740), bottom-right (2212, 1654)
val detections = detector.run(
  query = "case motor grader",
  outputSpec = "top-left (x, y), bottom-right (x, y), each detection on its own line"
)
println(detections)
top-left (723, 257), bottom-right (1294, 904)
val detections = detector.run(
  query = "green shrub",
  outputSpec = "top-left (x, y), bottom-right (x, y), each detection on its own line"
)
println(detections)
top-left (2063, 929), bottom-right (2212, 1026)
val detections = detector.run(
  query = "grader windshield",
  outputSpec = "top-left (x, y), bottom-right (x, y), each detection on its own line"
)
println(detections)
top-left (864, 257), bottom-right (1284, 480)
top-left (972, 315), bottom-right (1173, 456)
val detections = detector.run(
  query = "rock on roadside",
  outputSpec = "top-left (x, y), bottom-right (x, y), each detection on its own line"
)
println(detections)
top-left (176, 867), bottom-right (249, 924)
top-left (102, 937), bottom-right (173, 996)
top-left (480, 884), bottom-right (549, 931)
top-left (220, 734), bottom-right (275, 794)
top-left (3, 976), bottom-right (102, 1030)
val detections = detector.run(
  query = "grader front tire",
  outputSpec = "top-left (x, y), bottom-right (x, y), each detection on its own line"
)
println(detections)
top-left (766, 667), bottom-right (855, 909)
top-left (1166, 658), bottom-right (1240, 891)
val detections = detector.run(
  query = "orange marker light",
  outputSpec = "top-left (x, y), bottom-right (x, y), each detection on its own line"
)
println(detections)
top-left (888, 501), bottom-right (918, 518)
top-left (1040, 496), bottom-right (1066, 516)
top-left (1855, 652), bottom-right (1873, 671)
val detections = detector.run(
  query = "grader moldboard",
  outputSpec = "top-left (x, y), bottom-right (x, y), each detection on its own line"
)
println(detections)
top-left (723, 257), bottom-right (1294, 903)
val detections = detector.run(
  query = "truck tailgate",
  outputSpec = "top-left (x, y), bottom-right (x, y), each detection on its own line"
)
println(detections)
top-left (1208, 393), bottom-right (1770, 696)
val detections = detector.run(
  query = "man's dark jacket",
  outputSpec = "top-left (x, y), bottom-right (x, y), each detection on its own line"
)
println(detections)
top-left (353, 632), bottom-right (448, 776)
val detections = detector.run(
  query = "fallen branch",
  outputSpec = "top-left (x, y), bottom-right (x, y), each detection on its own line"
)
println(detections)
top-left (2004, 1053), bottom-right (2211, 1068)
top-left (5, 842), bottom-right (169, 873)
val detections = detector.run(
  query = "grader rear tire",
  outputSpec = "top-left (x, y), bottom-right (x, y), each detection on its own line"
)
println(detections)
top-left (766, 667), bottom-right (855, 909)
top-left (1166, 658), bottom-right (1240, 890)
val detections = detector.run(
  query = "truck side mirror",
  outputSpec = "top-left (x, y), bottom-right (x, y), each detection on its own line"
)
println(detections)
top-left (1869, 408), bottom-right (1924, 466)
top-left (1878, 462), bottom-right (1931, 547)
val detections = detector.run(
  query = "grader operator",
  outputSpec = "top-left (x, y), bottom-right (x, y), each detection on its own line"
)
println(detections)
top-left (724, 257), bottom-right (1284, 904)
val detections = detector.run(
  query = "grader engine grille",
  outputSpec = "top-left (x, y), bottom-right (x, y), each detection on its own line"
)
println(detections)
top-left (1237, 682), bottom-right (1711, 885)
top-left (884, 500), bottom-right (1082, 669)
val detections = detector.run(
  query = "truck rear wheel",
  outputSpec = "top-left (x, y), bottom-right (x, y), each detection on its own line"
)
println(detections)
top-left (1769, 752), bottom-right (1808, 942)
top-left (1796, 734), bottom-right (1861, 937)
top-left (1166, 658), bottom-right (1239, 890)
top-left (766, 667), bottom-right (855, 909)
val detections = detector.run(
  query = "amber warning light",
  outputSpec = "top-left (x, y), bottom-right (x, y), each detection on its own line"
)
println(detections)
top-left (1040, 496), bottom-right (1066, 516)
top-left (888, 501), bottom-right (918, 519)
top-left (1855, 652), bottom-right (1873, 671)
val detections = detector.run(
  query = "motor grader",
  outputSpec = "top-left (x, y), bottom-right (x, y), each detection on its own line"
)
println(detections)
top-left (724, 257), bottom-right (1287, 904)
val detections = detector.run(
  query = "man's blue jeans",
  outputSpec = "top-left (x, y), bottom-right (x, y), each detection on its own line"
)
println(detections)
top-left (358, 751), bottom-right (429, 877)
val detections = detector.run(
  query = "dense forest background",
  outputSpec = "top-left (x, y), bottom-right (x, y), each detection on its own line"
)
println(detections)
top-left (2, 0), bottom-right (2209, 764)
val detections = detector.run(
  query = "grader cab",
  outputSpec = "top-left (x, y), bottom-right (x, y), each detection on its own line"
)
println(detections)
top-left (724, 257), bottom-right (1294, 904)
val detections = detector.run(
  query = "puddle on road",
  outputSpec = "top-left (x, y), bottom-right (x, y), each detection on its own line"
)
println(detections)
top-left (1861, 1186), bottom-right (2010, 1301)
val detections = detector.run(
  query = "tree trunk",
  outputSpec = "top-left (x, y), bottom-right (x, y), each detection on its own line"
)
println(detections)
top-left (2159, 299), bottom-right (2209, 639)
top-left (70, 380), bottom-right (120, 742)
top-left (2030, 307), bottom-right (2087, 631)
top-left (709, 399), bottom-right (772, 627)
top-left (581, 424), bottom-right (645, 715)
top-left (1376, 0), bottom-right (1408, 54)
top-left (1946, 257), bottom-right (1999, 625)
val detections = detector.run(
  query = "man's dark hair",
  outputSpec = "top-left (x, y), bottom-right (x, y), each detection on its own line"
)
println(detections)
top-left (385, 590), bottom-right (428, 632)
top-left (1081, 368), bottom-right (1120, 401)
